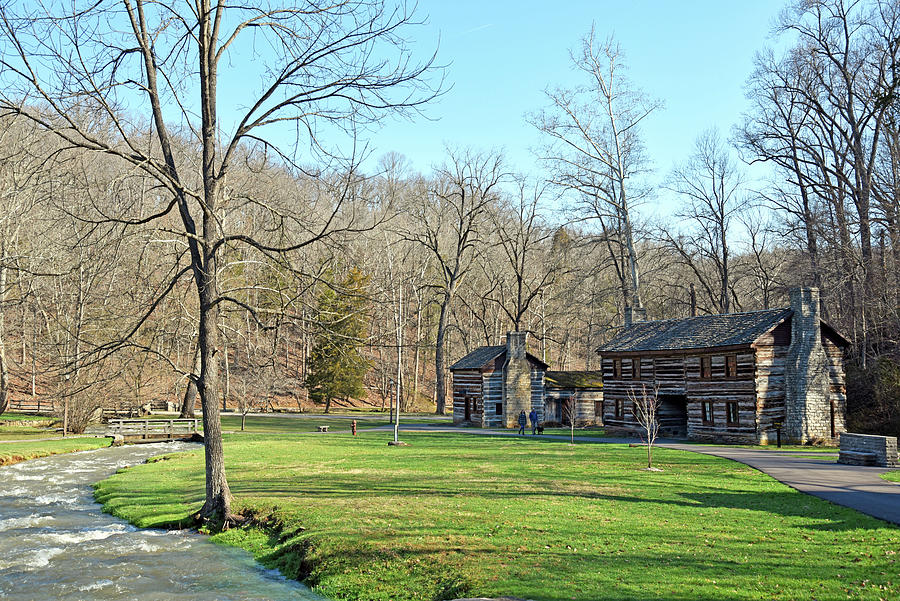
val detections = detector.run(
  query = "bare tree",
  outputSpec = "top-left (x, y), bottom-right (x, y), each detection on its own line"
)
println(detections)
top-left (628, 383), bottom-right (661, 470)
top-left (0, 118), bottom-right (49, 414)
top-left (486, 179), bottom-right (564, 331)
top-left (533, 27), bottom-right (660, 313)
top-left (403, 149), bottom-right (505, 414)
top-left (0, 0), bottom-right (438, 524)
top-left (662, 129), bottom-right (745, 314)
top-left (561, 397), bottom-right (577, 444)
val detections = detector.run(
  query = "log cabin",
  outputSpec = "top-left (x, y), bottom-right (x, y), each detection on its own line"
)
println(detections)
top-left (449, 332), bottom-right (547, 428)
top-left (597, 288), bottom-right (848, 444)
top-left (544, 371), bottom-right (604, 426)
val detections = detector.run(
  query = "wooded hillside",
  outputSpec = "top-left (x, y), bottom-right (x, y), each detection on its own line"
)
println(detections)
top-left (0, 0), bottom-right (898, 437)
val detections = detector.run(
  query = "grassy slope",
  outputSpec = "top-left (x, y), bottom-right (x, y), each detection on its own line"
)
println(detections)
top-left (95, 432), bottom-right (900, 601)
top-left (0, 437), bottom-right (112, 466)
top-left (0, 412), bottom-right (56, 422)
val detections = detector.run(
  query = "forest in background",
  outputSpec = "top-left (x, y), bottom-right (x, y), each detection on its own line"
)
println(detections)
top-left (0, 0), bottom-right (898, 439)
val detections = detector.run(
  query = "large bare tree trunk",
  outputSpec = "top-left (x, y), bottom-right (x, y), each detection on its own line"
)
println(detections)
top-left (195, 253), bottom-right (232, 522)
top-left (0, 260), bottom-right (8, 415)
top-left (179, 344), bottom-right (200, 419)
top-left (434, 293), bottom-right (450, 415)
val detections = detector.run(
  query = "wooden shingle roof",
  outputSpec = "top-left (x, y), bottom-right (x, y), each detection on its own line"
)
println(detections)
top-left (449, 345), bottom-right (505, 370)
top-left (544, 371), bottom-right (603, 389)
top-left (597, 308), bottom-right (793, 354)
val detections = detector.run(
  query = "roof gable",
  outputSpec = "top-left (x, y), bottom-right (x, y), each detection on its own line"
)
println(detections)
top-left (597, 308), bottom-right (793, 354)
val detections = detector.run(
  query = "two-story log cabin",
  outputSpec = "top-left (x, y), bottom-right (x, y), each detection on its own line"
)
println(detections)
top-left (597, 288), bottom-right (848, 444)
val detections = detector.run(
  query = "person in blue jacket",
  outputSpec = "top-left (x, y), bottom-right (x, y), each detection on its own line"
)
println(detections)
top-left (529, 408), bottom-right (539, 435)
top-left (517, 410), bottom-right (526, 435)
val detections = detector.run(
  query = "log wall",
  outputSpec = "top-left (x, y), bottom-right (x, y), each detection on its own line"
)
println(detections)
top-left (544, 387), bottom-right (602, 426)
top-left (754, 343), bottom-right (787, 443)
top-left (601, 350), bottom-right (761, 443)
top-left (452, 369), bottom-right (483, 426)
top-left (531, 369), bottom-right (546, 424)
top-left (483, 370), bottom-right (504, 427)
top-left (684, 351), bottom-right (758, 443)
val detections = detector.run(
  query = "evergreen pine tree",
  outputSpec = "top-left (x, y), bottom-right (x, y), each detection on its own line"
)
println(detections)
top-left (305, 268), bottom-right (370, 412)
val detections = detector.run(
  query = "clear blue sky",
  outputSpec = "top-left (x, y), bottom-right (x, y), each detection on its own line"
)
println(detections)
top-left (366, 1), bottom-right (788, 191)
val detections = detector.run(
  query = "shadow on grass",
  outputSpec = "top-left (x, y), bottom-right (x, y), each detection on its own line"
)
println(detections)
top-left (212, 471), bottom-right (892, 531)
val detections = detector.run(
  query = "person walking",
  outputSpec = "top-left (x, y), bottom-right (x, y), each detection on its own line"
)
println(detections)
top-left (517, 410), bottom-right (526, 435)
top-left (529, 408), bottom-right (538, 435)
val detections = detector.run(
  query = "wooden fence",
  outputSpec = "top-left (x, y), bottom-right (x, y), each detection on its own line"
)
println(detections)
top-left (7, 398), bottom-right (56, 414)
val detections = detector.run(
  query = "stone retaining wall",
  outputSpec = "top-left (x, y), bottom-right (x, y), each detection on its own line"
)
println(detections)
top-left (838, 433), bottom-right (899, 467)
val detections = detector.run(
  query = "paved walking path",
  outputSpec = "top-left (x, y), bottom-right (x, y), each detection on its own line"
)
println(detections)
top-left (662, 442), bottom-right (900, 526)
top-left (389, 424), bottom-right (900, 526)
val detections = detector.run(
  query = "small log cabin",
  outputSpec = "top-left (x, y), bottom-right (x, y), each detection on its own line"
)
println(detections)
top-left (449, 332), bottom-right (547, 428)
top-left (597, 288), bottom-right (848, 444)
top-left (544, 371), bottom-right (604, 426)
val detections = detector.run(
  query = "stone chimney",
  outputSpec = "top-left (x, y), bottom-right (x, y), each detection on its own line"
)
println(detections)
top-left (503, 331), bottom-right (532, 428)
top-left (624, 305), bottom-right (647, 329)
top-left (784, 288), bottom-right (831, 443)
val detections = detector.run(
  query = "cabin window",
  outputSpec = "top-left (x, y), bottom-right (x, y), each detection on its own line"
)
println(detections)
top-left (700, 356), bottom-right (712, 380)
top-left (632, 358), bottom-right (642, 380)
top-left (495, 403), bottom-right (503, 415)
top-left (614, 399), bottom-right (624, 419)
top-left (613, 359), bottom-right (622, 379)
top-left (726, 402), bottom-right (739, 425)
top-left (725, 355), bottom-right (737, 379)
top-left (702, 401), bottom-right (714, 425)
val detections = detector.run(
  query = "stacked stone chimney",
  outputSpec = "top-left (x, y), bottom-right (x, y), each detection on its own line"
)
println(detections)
top-left (624, 306), bottom-right (647, 329)
top-left (503, 331), bottom-right (532, 428)
top-left (785, 288), bottom-right (832, 443)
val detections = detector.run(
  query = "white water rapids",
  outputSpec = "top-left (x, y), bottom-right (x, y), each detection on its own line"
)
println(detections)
top-left (0, 443), bottom-right (324, 600)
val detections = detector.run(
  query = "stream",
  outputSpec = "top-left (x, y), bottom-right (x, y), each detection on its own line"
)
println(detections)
top-left (0, 442), bottom-right (323, 600)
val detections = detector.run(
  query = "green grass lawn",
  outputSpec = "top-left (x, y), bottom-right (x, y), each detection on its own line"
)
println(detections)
top-left (0, 412), bottom-right (59, 441)
top-left (0, 437), bottom-right (112, 466)
top-left (538, 427), bottom-right (607, 438)
top-left (0, 411), bottom-right (56, 422)
top-left (883, 470), bottom-right (900, 483)
top-left (0, 425), bottom-right (60, 440)
top-left (94, 431), bottom-right (900, 601)
top-left (218, 414), bottom-right (446, 434)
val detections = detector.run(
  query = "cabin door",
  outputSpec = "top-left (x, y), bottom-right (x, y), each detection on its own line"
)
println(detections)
top-left (464, 397), bottom-right (472, 422)
top-left (658, 395), bottom-right (688, 437)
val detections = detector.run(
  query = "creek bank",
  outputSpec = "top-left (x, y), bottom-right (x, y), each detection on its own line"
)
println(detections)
top-left (0, 443), bottom-right (322, 601)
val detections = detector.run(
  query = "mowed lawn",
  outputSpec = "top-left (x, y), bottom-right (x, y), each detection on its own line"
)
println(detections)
top-left (0, 413), bottom-right (61, 443)
top-left (95, 432), bottom-right (900, 601)
top-left (218, 414), bottom-right (447, 434)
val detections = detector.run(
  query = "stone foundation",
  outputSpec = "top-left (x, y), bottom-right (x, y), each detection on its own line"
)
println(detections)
top-left (838, 433), bottom-right (899, 467)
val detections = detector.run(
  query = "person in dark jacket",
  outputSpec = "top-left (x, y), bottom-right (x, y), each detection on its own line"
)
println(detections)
top-left (517, 410), bottom-right (526, 435)
top-left (529, 408), bottom-right (538, 435)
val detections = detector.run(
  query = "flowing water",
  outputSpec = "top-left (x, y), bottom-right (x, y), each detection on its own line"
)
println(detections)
top-left (0, 443), bottom-right (324, 601)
